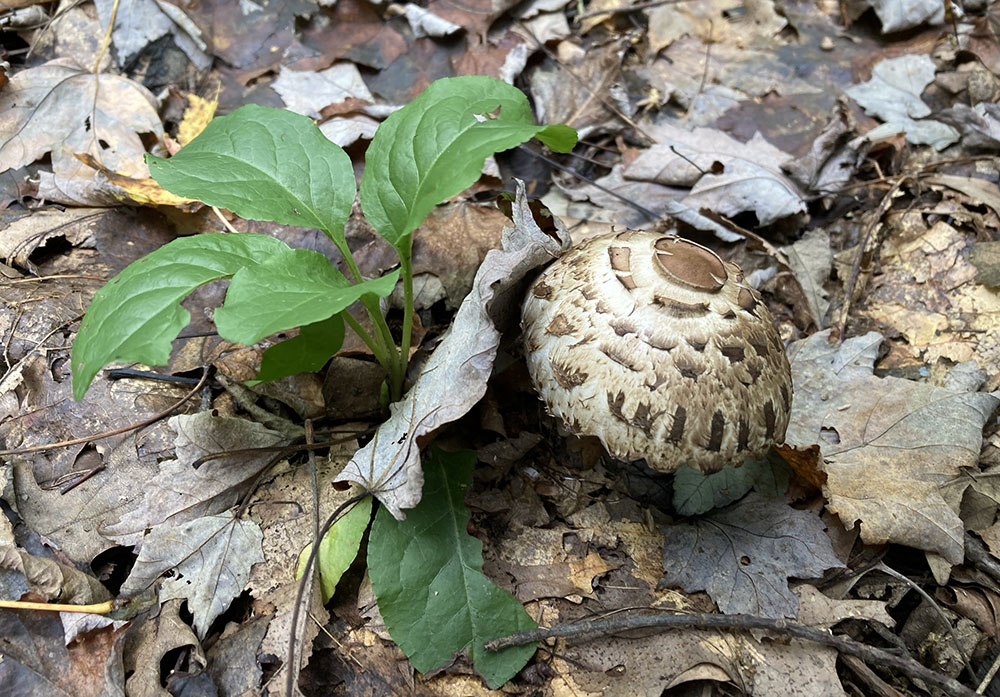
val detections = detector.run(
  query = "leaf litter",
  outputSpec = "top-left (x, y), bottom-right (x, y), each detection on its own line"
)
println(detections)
top-left (1, 0), bottom-right (1000, 695)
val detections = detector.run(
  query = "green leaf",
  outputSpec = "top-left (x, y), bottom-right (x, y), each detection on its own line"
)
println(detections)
top-left (360, 75), bottom-right (577, 250)
top-left (214, 248), bottom-right (400, 345)
top-left (71, 233), bottom-right (289, 400)
top-left (368, 447), bottom-right (536, 688)
top-left (147, 104), bottom-right (356, 243)
top-left (672, 452), bottom-right (791, 516)
top-left (296, 496), bottom-right (372, 602)
top-left (253, 314), bottom-right (345, 384)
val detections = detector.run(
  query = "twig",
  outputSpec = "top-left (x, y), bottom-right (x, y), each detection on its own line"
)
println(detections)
top-left (485, 611), bottom-right (978, 697)
top-left (190, 429), bottom-right (370, 469)
top-left (685, 19), bottom-right (713, 118)
top-left (0, 598), bottom-right (114, 613)
top-left (835, 175), bottom-right (906, 340)
top-left (964, 533), bottom-right (1000, 586)
top-left (977, 650), bottom-right (1000, 694)
top-left (0, 368), bottom-right (209, 456)
top-left (286, 494), bottom-right (369, 697)
top-left (874, 562), bottom-right (978, 684)
top-left (840, 654), bottom-right (905, 697)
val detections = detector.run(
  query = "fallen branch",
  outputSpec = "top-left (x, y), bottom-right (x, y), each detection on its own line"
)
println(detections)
top-left (485, 611), bottom-right (978, 697)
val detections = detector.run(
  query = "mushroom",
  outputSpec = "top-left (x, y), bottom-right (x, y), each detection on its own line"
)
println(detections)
top-left (521, 230), bottom-right (792, 472)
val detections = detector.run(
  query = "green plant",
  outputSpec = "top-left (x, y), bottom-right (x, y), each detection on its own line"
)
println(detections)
top-left (71, 76), bottom-right (575, 402)
top-left (71, 75), bottom-right (577, 686)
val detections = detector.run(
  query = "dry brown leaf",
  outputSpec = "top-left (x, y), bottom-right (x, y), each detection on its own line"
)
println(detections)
top-left (528, 40), bottom-right (623, 136)
top-left (0, 59), bottom-right (163, 191)
top-left (247, 437), bottom-right (362, 697)
top-left (559, 625), bottom-right (846, 697)
top-left (786, 330), bottom-right (1000, 564)
top-left (857, 220), bottom-right (999, 367)
top-left (101, 413), bottom-right (289, 544)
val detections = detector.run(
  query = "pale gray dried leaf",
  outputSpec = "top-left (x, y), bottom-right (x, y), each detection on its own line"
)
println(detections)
top-left (102, 412), bottom-right (287, 544)
top-left (782, 99), bottom-right (860, 192)
top-left (335, 182), bottom-right (570, 518)
top-left (273, 63), bottom-right (374, 119)
top-left (565, 619), bottom-right (846, 696)
top-left (395, 3), bottom-right (462, 37)
top-left (625, 124), bottom-right (806, 226)
top-left (786, 330), bottom-right (1000, 564)
top-left (661, 493), bottom-right (844, 618)
top-left (937, 102), bottom-right (1000, 150)
top-left (794, 585), bottom-right (894, 629)
top-left (319, 114), bottom-right (379, 148)
top-left (572, 164), bottom-right (742, 242)
top-left (513, 12), bottom-right (569, 45)
top-left (924, 173), bottom-right (1000, 221)
top-left (0, 59), bottom-right (162, 176)
top-left (122, 513), bottom-right (264, 638)
top-left (9, 433), bottom-right (161, 562)
top-left (516, 0), bottom-right (571, 19)
top-left (60, 612), bottom-right (127, 645)
top-left (845, 54), bottom-right (959, 150)
top-left (863, 0), bottom-right (953, 32)
top-left (92, 0), bottom-right (209, 69)
top-left (781, 228), bottom-right (832, 327)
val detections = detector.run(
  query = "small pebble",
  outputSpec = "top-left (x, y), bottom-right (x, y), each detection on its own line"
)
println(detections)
top-left (820, 36), bottom-right (834, 51)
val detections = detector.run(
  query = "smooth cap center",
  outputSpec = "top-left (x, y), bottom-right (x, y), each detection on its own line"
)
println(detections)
top-left (653, 236), bottom-right (726, 291)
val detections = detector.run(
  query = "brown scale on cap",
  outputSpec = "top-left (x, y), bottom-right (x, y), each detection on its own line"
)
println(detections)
top-left (521, 230), bottom-right (793, 473)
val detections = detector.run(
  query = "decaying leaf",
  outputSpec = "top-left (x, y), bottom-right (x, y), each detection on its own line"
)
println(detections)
top-left (124, 599), bottom-right (207, 697)
top-left (660, 493), bottom-right (844, 618)
top-left (845, 54), bottom-right (959, 150)
top-left (121, 512), bottom-right (264, 638)
top-left (780, 228), bottom-right (833, 328)
top-left (102, 412), bottom-right (288, 544)
top-left (853, 0), bottom-right (952, 33)
top-left (0, 59), bottom-right (163, 190)
top-left (273, 63), bottom-right (374, 119)
top-left (785, 331), bottom-right (1000, 564)
top-left (624, 123), bottom-right (807, 226)
top-left (336, 182), bottom-right (570, 518)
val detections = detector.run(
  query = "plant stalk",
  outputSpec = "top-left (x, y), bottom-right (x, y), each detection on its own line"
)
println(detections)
top-left (330, 231), bottom-right (402, 396)
top-left (342, 312), bottom-right (390, 374)
top-left (395, 253), bottom-right (414, 400)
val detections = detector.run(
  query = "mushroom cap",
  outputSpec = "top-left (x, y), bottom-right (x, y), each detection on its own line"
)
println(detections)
top-left (521, 230), bottom-right (792, 472)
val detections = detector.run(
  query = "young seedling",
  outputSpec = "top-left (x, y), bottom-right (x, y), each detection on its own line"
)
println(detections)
top-left (71, 76), bottom-right (576, 402)
top-left (71, 75), bottom-right (578, 687)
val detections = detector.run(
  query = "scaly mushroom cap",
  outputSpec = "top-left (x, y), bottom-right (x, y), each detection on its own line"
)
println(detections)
top-left (521, 230), bottom-right (792, 472)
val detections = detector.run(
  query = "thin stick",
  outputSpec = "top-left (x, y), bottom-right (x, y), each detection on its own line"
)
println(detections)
top-left (0, 599), bottom-right (114, 614)
top-left (285, 493), bottom-right (369, 697)
top-left (874, 562), bottom-right (978, 684)
top-left (0, 368), bottom-right (208, 456)
top-left (835, 175), bottom-right (906, 340)
top-left (485, 611), bottom-right (978, 697)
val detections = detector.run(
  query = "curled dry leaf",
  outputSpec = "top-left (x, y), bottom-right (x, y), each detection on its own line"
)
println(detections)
top-left (335, 182), bottom-right (570, 518)
top-left (624, 123), bottom-right (807, 226)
